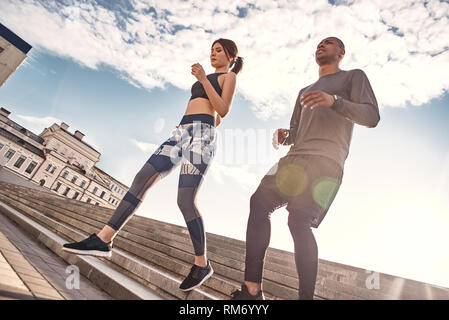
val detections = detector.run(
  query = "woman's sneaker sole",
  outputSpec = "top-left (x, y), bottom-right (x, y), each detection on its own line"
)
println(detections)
top-left (62, 247), bottom-right (112, 258)
top-left (179, 268), bottom-right (214, 292)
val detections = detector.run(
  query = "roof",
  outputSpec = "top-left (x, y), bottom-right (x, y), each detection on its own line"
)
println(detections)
top-left (0, 127), bottom-right (44, 158)
top-left (93, 166), bottom-right (129, 189)
top-left (3, 118), bottom-right (44, 145)
top-left (0, 23), bottom-right (32, 54)
top-left (94, 166), bottom-right (129, 189)
top-left (57, 127), bottom-right (100, 155)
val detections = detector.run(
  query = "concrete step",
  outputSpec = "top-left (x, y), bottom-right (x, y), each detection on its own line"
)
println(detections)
top-left (0, 183), bottom-right (400, 300)
top-left (2, 181), bottom-right (449, 300)
top-left (0, 183), bottom-right (424, 300)
top-left (0, 183), bottom-right (300, 299)
top-left (0, 183), bottom-right (291, 260)
top-left (0, 199), bottom-right (167, 300)
top-left (0, 196), bottom-right (226, 300)
top-left (0, 186), bottom-right (288, 299)
top-left (1, 183), bottom-right (295, 269)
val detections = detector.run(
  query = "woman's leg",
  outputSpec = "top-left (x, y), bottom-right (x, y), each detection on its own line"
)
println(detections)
top-left (98, 133), bottom-right (183, 242)
top-left (177, 186), bottom-right (207, 266)
top-left (98, 162), bottom-right (162, 242)
top-left (177, 122), bottom-right (216, 266)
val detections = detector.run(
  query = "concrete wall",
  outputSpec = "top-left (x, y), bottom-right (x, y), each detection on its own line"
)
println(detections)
top-left (0, 36), bottom-right (27, 87)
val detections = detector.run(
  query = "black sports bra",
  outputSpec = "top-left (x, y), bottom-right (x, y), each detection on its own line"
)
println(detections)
top-left (190, 72), bottom-right (226, 100)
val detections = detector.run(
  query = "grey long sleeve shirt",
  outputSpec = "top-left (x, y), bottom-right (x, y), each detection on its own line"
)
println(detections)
top-left (285, 69), bottom-right (380, 171)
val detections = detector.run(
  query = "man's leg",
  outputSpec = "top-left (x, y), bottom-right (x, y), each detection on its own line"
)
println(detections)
top-left (244, 163), bottom-right (288, 296)
top-left (287, 210), bottom-right (318, 300)
top-left (286, 154), bottom-right (343, 299)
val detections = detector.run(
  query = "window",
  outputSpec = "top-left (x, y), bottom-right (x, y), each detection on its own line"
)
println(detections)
top-left (50, 166), bottom-right (56, 174)
top-left (0, 143), bottom-right (4, 150)
top-left (54, 182), bottom-right (61, 192)
top-left (0, 47), bottom-right (4, 54)
top-left (71, 176), bottom-right (78, 184)
top-left (62, 171), bottom-right (68, 178)
top-left (100, 191), bottom-right (105, 199)
top-left (72, 192), bottom-right (79, 200)
top-left (62, 187), bottom-right (70, 196)
top-left (25, 161), bottom-right (37, 174)
top-left (14, 155), bottom-right (27, 168)
top-left (80, 180), bottom-right (86, 188)
top-left (93, 187), bottom-right (98, 194)
top-left (4, 148), bottom-right (15, 160)
top-left (45, 164), bottom-right (52, 171)
top-left (95, 202), bottom-right (99, 206)
top-left (86, 198), bottom-right (91, 203)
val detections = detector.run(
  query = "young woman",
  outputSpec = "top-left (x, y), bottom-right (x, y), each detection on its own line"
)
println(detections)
top-left (63, 38), bottom-right (243, 291)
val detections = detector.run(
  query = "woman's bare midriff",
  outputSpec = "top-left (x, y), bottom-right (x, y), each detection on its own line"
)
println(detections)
top-left (184, 98), bottom-right (216, 116)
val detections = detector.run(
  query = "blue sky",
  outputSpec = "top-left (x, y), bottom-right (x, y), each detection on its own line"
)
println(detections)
top-left (1, 0), bottom-right (449, 291)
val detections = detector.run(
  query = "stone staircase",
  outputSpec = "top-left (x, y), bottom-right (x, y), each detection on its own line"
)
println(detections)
top-left (0, 180), bottom-right (448, 300)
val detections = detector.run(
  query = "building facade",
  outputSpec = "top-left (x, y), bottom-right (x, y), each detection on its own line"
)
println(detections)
top-left (0, 108), bottom-right (128, 209)
top-left (0, 23), bottom-right (32, 87)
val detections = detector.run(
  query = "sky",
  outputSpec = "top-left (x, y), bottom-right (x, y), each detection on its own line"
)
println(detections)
top-left (1, 0), bottom-right (449, 292)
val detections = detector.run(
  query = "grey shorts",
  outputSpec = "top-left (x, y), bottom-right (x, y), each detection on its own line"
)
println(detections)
top-left (258, 154), bottom-right (343, 228)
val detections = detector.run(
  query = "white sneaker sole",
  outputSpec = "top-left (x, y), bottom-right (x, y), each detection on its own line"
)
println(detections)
top-left (179, 268), bottom-right (214, 292)
top-left (62, 246), bottom-right (112, 258)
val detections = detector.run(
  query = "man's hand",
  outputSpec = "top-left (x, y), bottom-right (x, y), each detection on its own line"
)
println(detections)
top-left (272, 128), bottom-right (289, 150)
top-left (300, 90), bottom-right (335, 110)
top-left (191, 63), bottom-right (207, 83)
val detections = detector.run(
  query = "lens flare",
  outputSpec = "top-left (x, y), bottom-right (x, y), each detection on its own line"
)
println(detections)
top-left (275, 163), bottom-right (308, 197)
top-left (312, 177), bottom-right (340, 209)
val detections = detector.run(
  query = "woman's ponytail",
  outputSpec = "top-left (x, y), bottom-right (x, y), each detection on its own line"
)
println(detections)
top-left (230, 56), bottom-right (244, 74)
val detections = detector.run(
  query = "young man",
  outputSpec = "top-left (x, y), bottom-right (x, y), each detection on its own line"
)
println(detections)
top-left (231, 37), bottom-right (380, 300)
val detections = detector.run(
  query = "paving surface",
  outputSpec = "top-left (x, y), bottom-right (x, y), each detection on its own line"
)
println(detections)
top-left (0, 167), bottom-right (44, 190)
top-left (0, 211), bottom-right (113, 300)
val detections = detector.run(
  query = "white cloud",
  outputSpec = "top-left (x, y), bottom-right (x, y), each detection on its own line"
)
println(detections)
top-left (12, 114), bottom-right (61, 134)
top-left (208, 161), bottom-right (263, 191)
top-left (130, 138), bottom-right (159, 153)
top-left (1, 0), bottom-right (448, 120)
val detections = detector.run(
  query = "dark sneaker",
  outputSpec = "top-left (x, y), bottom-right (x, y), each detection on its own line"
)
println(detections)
top-left (62, 234), bottom-right (112, 258)
top-left (231, 284), bottom-right (265, 300)
top-left (179, 261), bottom-right (214, 291)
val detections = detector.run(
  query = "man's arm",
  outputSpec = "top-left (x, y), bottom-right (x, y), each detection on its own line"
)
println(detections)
top-left (331, 69), bottom-right (380, 128)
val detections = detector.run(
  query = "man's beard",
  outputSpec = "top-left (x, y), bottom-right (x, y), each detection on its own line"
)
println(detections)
top-left (316, 54), bottom-right (337, 66)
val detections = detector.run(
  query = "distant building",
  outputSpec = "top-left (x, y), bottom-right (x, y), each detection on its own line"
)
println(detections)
top-left (0, 23), bottom-right (32, 87)
top-left (0, 107), bottom-right (128, 209)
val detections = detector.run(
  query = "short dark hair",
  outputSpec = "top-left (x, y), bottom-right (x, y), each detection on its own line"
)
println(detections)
top-left (329, 37), bottom-right (345, 51)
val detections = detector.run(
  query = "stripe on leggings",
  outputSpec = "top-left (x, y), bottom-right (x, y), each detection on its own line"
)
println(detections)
top-left (123, 192), bottom-right (141, 207)
top-left (179, 174), bottom-right (203, 188)
top-left (186, 216), bottom-right (205, 256)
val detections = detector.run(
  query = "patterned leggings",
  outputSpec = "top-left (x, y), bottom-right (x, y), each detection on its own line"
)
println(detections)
top-left (107, 113), bottom-right (217, 256)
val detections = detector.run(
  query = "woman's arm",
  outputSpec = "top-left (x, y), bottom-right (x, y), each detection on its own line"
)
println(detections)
top-left (215, 114), bottom-right (222, 127)
top-left (191, 63), bottom-right (237, 118)
top-left (201, 72), bottom-right (236, 118)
